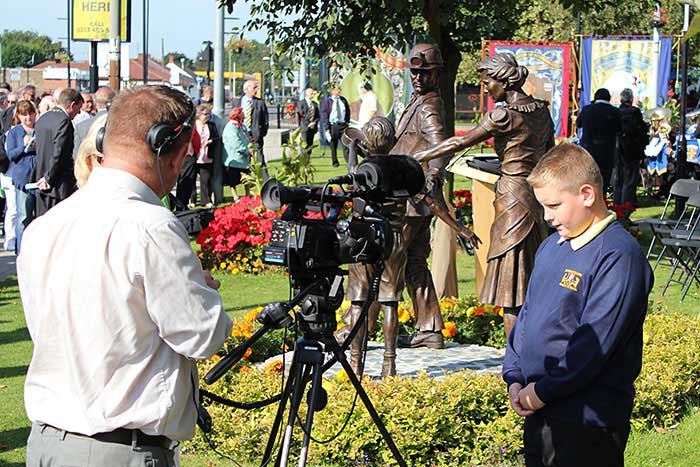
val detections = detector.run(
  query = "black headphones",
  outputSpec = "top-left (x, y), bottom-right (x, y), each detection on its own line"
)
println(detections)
top-left (96, 103), bottom-right (195, 155)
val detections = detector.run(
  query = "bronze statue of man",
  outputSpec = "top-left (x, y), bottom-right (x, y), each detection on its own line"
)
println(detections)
top-left (391, 43), bottom-right (479, 349)
top-left (414, 53), bottom-right (555, 338)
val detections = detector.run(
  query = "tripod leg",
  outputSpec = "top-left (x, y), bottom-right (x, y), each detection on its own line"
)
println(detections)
top-left (261, 357), bottom-right (300, 467)
top-left (297, 359), bottom-right (325, 467)
top-left (277, 363), bottom-right (312, 467)
top-left (331, 346), bottom-right (408, 467)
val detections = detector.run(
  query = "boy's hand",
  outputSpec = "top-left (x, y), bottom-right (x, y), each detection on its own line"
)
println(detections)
top-left (508, 383), bottom-right (534, 417)
top-left (519, 383), bottom-right (545, 411)
top-left (203, 271), bottom-right (220, 290)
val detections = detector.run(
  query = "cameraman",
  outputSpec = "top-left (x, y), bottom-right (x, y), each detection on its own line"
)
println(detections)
top-left (18, 85), bottom-right (233, 466)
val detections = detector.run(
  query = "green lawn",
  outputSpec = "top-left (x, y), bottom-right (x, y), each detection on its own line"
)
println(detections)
top-left (2, 152), bottom-right (700, 465)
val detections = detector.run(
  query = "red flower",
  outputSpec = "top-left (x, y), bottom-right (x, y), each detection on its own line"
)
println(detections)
top-left (668, 89), bottom-right (675, 98)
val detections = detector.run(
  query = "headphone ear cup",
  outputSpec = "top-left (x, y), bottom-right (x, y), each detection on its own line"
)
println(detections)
top-left (95, 126), bottom-right (106, 154)
top-left (146, 124), bottom-right (175, 153)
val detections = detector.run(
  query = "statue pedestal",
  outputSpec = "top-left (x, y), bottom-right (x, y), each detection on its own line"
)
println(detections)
top-left (447, 157), bottom-right (499, 295)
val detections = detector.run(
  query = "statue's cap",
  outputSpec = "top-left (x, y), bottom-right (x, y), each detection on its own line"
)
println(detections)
top-left (408, 43), bottom-right (443, 70)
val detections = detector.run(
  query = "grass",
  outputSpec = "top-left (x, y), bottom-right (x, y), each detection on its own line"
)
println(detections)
top-left (2, 153), bottom-right (700, 465)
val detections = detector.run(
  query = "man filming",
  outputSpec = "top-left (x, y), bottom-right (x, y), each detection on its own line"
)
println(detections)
top-left (18, 85), bottom-right (233, 466)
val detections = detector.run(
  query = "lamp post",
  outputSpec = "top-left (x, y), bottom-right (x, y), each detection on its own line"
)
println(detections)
top-left (58, 12), bottom-right (71, 88)
top-left (262, 56), bottom-right (271, 102)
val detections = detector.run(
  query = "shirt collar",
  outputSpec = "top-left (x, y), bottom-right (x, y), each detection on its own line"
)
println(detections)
top-left (594, 99), bottom-right (613, 106)
top-left (557, 211), bottom-right (617, 251)
top-left (87, 166), bottom-right (163, 207)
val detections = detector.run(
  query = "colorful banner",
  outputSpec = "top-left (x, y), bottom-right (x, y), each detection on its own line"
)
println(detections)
top-left (487, 42), bottom-right (572, 138)
top-left (580, 37), bottom-right (672, 110)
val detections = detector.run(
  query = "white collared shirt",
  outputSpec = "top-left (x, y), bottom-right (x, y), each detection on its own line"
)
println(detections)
top-left (18, 167), bottom-right (232, 441)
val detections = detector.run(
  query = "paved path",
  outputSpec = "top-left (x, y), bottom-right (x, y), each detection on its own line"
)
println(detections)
top-left (264, 341), bottom-right (504, 380)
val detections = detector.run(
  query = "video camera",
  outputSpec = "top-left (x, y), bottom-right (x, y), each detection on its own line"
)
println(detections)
top-left (258, 155), bottom-right (424, 337)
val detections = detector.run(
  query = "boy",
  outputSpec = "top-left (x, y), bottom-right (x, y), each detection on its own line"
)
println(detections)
top-left (502, 143), bottom-right (653, 467)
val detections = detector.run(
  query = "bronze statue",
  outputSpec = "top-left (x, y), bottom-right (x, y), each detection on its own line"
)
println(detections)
top-left (391, 43), bottom-right (479, 350)
top-left (343, 117), bottom-right (407, 378)
top-left (414, 53), bottom-right (554, 339)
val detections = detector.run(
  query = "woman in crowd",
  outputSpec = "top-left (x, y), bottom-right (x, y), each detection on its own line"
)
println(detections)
top-left (192, 104), bottom-right (219, 207)
top-left (74, 113), bottom-right (108, 188)
top-left (5, 100), bottom-right (37, 253)
top-left (222, 107), bottom-right (251, 202)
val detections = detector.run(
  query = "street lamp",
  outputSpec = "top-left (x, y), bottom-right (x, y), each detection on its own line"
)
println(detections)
top-left (58, 12), bottom-right (71, 88)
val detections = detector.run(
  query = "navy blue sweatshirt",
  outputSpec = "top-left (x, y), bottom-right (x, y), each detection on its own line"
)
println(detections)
top-left (503, 220), bottom-right (654, 427)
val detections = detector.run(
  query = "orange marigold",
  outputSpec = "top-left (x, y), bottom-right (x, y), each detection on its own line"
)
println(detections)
top-left (442, 321), bottom-right (457, 338)
top-left (239, 365), bottom-right (252, 373)
top-left (265, 360), bottom-right (284, 374)
top-left (243, 347), bottom-right (253, 359)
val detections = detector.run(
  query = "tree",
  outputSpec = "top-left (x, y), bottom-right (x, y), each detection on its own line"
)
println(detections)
top-left (217, 0), bottom-right (522, 137)
top-left (0, 30), bottom-right (65, 68)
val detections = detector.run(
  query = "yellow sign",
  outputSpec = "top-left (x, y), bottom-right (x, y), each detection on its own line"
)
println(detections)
top-left (72, 0), bottom-right (131, 42)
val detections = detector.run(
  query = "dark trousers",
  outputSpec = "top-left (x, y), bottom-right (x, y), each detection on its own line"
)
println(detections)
top-left (176, 155), bottom-right (197, 209)
top-left (35, 193), bottom-right (60, 217)
top-left (196, 162), bottom-right (213, 206)
top-left (524, 415), bottom-right (630, 467)
top-left (330, 122), bottom-right (349, 166)
top-left (302, 128), bottom-right (316, 148)
top-left (613, 158), bottom-right (641, 207)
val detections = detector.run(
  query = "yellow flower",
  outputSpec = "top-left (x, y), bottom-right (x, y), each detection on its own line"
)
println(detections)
top-left (220, 262), bottom-right (227, 269)
top-left (244, 308), bottom-right (259, 323)
top-left (336, 368), bottom-right (350, 383)
top-left (265, 360), bottom-right (284, 374)
top-left (211, 354), bottom-right (222, 363)
top-left (398, 307), bottom-right (411, 323)
top-left (232, 267), bottom-right (240, 275)
top-left (440, 298), bottom-right (456, 310)
top-left (236, 254), bottom-right (242, 260)
top-left (442, 321), bottom-right (457, 338)
top-left (242, 257), bottom-right (249, 263)
top-left (484, 304), bottom-right (495, 314)
top-left (231, 329), bottom-right (243, 339)
top-left (466, 306), bottom-right (476, 318)
top-left (496, 306), bottom-right (504, 317)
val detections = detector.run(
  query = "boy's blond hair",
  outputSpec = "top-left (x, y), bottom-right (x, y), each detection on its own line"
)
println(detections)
top-left (527, 143), bottom-right (604, 195)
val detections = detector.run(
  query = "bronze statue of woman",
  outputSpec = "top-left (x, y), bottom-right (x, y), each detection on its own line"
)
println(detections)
top-left (414, 53), bottom-right (555, 338)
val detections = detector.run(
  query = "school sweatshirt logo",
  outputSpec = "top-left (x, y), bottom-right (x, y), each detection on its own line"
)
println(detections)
top-left (560, 269), bottom-right (583, 292)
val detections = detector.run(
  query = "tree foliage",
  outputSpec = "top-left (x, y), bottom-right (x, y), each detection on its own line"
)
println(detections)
top-left (0, 30), bottom-right (65, 68)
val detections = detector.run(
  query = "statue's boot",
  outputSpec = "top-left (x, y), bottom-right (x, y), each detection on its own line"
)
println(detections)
top-left (348, 303), bottom-right (381, 378)
top-left (381, 303), bottom-right (398, 379)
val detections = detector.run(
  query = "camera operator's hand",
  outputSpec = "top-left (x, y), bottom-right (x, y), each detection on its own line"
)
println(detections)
top-left (203, 271), bottom-right (220, 290)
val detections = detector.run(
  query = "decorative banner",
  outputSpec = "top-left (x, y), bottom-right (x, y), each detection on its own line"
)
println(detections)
top-left (580, 37), bottom-right (672, 111)
top-left (72, 0), bottom-right (131, 42)
top-left (487, 41), bottom-right (572, 138)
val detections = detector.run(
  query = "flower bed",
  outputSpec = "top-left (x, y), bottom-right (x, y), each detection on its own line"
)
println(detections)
top-left (196, 196), bottom-right (279, 274)
top-left (185, 305), bottom-right (700, 466)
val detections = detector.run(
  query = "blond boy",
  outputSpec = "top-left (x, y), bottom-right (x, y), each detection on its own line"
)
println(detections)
top-left (503, 143), bottom-right (653, 467)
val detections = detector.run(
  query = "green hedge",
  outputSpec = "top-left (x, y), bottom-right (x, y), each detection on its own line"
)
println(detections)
top-left (184, 309), bottom-right (700, 466)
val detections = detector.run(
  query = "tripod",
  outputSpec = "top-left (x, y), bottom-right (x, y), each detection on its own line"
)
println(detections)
top-left (205, 267), bottom-right (407, 467)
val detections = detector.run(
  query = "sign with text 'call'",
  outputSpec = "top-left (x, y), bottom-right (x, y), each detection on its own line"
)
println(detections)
top-left (72, 0), bottom-right (131, 42)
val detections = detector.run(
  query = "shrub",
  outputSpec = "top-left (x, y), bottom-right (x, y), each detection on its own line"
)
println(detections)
top-left (196, 196), bottom-right (279, 274)
top-left (186, 310), bottom-right (700, 466)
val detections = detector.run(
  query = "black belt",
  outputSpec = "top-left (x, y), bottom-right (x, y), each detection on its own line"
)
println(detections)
top-left (45, 424), bottom-right (172, 450)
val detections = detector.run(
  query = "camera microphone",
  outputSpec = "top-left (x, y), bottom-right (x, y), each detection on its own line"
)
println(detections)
top-left (331, 155), bottom-right (425, 199)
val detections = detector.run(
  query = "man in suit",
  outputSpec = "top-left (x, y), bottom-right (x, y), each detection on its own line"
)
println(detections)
top-left (73, 87), bottom-right (115, 159)
top-left (240, 80), bottom-right (269, 179)
top-left (321, 86), bottom-right (351, 168)
top-left (297, 87), bottom-right (319, 149)
top-left (576, 88), bottom-right (622, 192)
top-left (34, 88), bottom-right (83, 216)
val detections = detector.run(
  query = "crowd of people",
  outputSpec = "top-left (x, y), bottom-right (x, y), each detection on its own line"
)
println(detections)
top-left (0, 80), bottom-right (274, 253)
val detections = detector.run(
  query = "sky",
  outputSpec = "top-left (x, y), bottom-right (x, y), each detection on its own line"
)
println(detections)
top-left (1, 0), bottom-right (269, 62)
